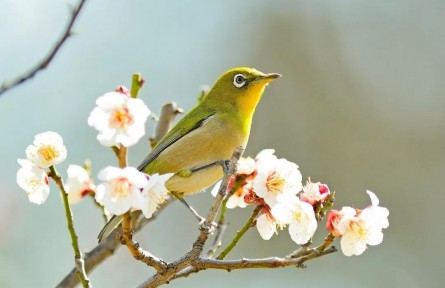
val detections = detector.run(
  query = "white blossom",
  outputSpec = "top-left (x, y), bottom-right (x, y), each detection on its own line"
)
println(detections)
top-left (271, 198), bottom-right (317, 244)
top-left (334, 191), bottom-right (389, 256)
top-left (95, 166), bottom-right (147, 215)
top-left (299, 180), bottom-right (330, 205)
top-left (140, 173), bottom-right (173, 219)
top-left (25, 131), bottom-right (67, 168)
top-left (88, 91), bottom-right (150, 147)
top-left (253, 151), bottom-right (302, 207)
top-left (16, 159), bottom-right (49, 205)
top-left (256, 212), bottom-right (279, 240)
top-left (65, 165), bottom-right (95, 204)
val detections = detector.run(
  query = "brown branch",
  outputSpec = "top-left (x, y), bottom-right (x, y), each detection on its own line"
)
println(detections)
top-left (120, 213), bottom-right (168, 272)
top-left (136, 146), bottom-right (244, 288)
top-left (57, 201), bottom-right (172, 288)
top-left (0, 0), bottom-right (88, 96)
top-left (150, 102), bottom-right (183, 147)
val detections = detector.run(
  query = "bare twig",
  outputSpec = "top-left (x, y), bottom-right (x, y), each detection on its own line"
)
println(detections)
top-left (0, 0), bottom-right (88, 96)
top-left (150, 102), bottom-right (183, 147)
top-left (49, 166), bottom-right (91, 288)
top-left (120, 212), bottom-right (168, 272)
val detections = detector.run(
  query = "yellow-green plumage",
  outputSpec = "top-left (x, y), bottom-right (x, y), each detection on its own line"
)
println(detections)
top-left (98, 67), bottom-right (280, 242)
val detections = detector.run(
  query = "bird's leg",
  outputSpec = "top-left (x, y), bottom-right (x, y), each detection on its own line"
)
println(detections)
top-left (170, 191), bottom-right (216, 233)
top-left (191, 159), bottom-right (237, 175)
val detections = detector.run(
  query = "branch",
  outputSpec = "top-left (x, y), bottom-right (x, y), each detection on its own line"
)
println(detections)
top-left (150, 102), bottom-right (183, 147)
top-left (120, 212), bottom-right (168, 272)
top-left (216, 205), bottom-right (262, 260)
top-left (49, 166), bottom-right (91, 288)
top-left (136, 146), bottom-right (245, 288)
top-left (57, 201), bottom-right (172, 288)
top-left (0, 0), bottom-right (88, 96)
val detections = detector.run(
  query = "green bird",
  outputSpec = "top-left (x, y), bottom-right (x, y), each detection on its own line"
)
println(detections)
top-left (98, 67), bottom-right (281, 242)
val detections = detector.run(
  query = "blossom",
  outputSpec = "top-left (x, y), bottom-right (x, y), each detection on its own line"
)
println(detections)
top-left (299, 180), bottom-right (330, 205)
top-left (256, 207), bottom-right (287, 240)
top-left (327, 190), bottom-right (389, 256)
top-left (253, 150), bottom-right (302, 207)
top-left (271, 198), bottom-right (317, 244)
top-left (139, 173), bottom-right (173, 219)
top-left (211, 156), bottom-right (257, 209)
top-left (16, 159), bottom-right (50, 205)
top-left (65, 165), bottom-right (95, 204)
top-left (95, 166), bottom-right (147, 215)
top-left (25, 131), bottom-right (67, 168)
top-left (88, 91), bottom-right (150, 147)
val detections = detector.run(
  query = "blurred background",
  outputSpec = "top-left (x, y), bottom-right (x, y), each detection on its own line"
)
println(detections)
top-left (1, 0), bottom-right (444, 287)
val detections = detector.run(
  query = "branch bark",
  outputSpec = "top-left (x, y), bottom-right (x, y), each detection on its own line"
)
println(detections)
top-left (0, 0), bottom-right (88, 96)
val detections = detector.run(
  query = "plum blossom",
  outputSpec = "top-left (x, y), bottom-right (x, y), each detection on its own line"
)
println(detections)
top-left (299, 180), bottom-right (330, 205)
top-left (16, 159), bottom-right (50, 205)
top-left (65, 165), bottom-right (95, 204)
top-left (256, 207), bottom-right (287, 240)
top-left (253, 149), bottom-right (302, 207)
top-left (271, 198), bottom-right (317, 244)
top-left (211, 156), bottom-right (256, 209)
top-left (25, 131), bottom-right (67, 168)
top-left (327, 190), bottom-right (389, 256)
top-left (95, 166), bottom-right (147, 215)
top-left (88, 91), bottom-right (150, 147)
top-left (139, 173), bottom-right (173, 219)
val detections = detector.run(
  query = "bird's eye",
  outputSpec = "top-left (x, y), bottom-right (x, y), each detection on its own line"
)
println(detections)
top-left (233, 74), bottom-right (246, 88)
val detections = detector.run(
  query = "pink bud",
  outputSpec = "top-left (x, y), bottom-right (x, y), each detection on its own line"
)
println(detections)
top-left (115, 85), bottom-right (131, 97)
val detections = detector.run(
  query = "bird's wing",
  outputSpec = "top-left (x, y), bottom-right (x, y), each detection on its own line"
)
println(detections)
top-left (137, 110), bottom-right (215, 171)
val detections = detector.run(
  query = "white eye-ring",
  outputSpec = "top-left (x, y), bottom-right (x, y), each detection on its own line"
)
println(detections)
top-left (233, 74), bottom-right (247, 88)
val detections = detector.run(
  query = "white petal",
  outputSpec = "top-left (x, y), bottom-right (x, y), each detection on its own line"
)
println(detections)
top-left (366, 228), bottom-right (384, 246)
top-left (256, 213), bottom-right (276, 240)
top-left (366, 190), bottom-right (379, 206)
top-left (341, 231), bottom-right (367, 256)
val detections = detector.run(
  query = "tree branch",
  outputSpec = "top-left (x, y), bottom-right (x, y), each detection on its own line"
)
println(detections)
top-left (0, 0), bottom-right (88, 96)
top-left (120, 212), bottom-right (168, 273)
top-left (136, 146), bottom-right (244, 288)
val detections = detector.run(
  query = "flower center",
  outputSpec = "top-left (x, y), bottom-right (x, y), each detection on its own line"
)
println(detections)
top-left (37, 145), bottom-right (59, 162)
top-left (350, 221), bottom-right (367, 237)
top-left (110, 177), bottom-right (132, 198)
top-left (110, 106), bottom-right (134, 128)
top-left (266, 173), bottom-right (285, 194)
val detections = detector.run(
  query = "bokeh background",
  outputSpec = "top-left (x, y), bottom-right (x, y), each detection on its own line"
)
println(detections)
top-left (1, 0), bottom-right (444, 287)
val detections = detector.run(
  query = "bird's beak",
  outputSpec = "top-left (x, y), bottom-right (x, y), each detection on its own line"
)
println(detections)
top-left (255, 73), bottom-right (282, 84)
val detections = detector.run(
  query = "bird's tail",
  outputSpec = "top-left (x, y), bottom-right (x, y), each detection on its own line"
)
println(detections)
top-left (98, 215), bottom-right (123, 243)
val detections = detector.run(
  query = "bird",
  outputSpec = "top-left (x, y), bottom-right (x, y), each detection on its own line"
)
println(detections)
top-left (98, 67), bottom-right (281, 242)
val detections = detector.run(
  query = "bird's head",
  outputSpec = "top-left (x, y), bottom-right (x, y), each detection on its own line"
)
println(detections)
top-left (204, 67), bottom-right (281, 114)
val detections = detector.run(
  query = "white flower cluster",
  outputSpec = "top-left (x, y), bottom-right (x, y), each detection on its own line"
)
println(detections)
top-left (213, 149), bottom-right (389, 256)
top-left (326, 190), bottom-right (389, 256)
top-left (212, 149), bottom-right (318, 245)
top-left (17, 131), bottom-right (67, 204)
top-left (17, 88), bottom-right (172, 220)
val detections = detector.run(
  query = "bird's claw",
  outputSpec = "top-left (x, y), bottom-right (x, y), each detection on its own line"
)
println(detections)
top-left (220, 159), bottom-right (236, 176)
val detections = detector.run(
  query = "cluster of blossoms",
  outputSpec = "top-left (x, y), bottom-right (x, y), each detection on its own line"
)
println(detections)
top-left (213, 149), bottom-right (389, 256)
top-left (326, 191), bottom-right (389, 256)
top-left (16, 87), bottom-right (172, 220)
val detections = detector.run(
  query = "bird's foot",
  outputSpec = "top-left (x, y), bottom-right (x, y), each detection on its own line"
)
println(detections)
top-left (219, 159), bottom-right (237, 176)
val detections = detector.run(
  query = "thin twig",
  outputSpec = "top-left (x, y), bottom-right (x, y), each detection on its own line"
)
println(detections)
top-left (0, 0), bottom-right (88, 96)
top-left (57, 200), bottom-right (173, 288)
top-left (130, 73), bottom-right (145, 98)
top-left (150, 102), bottom-right (183, 147)
top-left (120, 212), bottom-right (168, 272)
top-left (216, 205), bottom-right (262, 260)
top-left (49, 166), bottom-right (91, 288)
